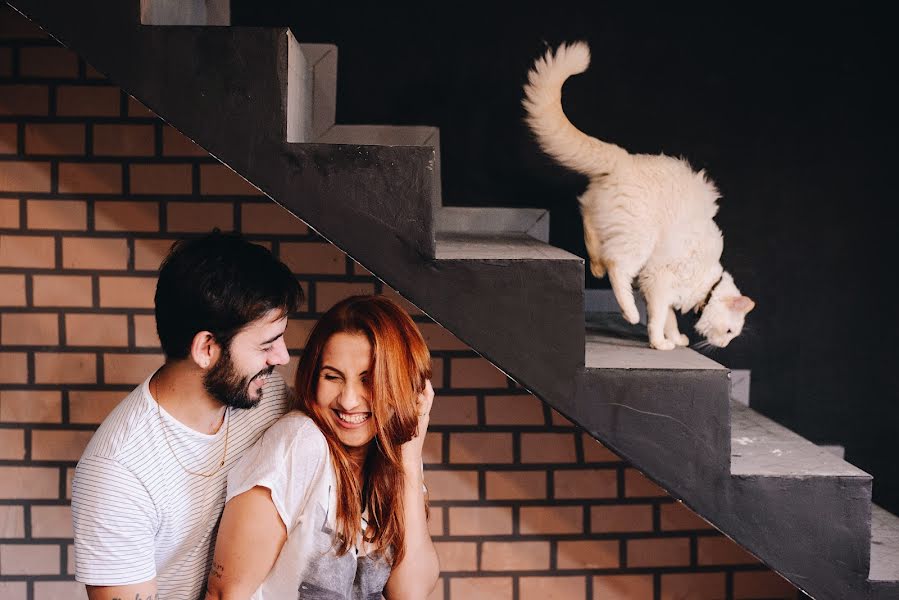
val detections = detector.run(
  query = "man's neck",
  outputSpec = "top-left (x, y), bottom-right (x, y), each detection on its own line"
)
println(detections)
top-left (150, 361), bottom-right (227, 435)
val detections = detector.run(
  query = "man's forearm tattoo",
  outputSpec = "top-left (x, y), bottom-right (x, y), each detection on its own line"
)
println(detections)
top-left (210, 560), bottom-right (224, 580)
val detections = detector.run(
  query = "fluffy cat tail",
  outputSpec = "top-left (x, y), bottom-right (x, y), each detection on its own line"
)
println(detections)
top-left (523, 41), bottom-right (626, 176)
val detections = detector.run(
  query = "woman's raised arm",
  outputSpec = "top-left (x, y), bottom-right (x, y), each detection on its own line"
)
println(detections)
top-left (384, 380), bottom-right (440, 599)
top-left (204, 486), bottom-right (287, 600)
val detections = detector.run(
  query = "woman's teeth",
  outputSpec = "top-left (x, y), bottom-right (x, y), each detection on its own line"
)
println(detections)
top-left (337, 411), bottom-right (370, 424)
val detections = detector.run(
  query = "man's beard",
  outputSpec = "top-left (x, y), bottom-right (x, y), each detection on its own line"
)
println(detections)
top-left (203, 347), bottom-right (274, 410)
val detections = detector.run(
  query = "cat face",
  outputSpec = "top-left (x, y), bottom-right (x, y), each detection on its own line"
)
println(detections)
top-left (695, 294), bottom-right (755, 347)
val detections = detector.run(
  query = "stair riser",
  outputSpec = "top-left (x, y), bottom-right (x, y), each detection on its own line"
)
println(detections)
top-left (573, 369), bottom-right (732, 490)
top-left (713, 476), bottom-right (872, 600)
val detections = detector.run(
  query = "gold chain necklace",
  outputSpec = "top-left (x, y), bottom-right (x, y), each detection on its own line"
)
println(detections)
top-left (152, 377), bottom-right (231, 478)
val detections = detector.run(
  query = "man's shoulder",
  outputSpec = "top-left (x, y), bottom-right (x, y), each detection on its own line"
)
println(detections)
top-left (79, 383), bottom-right (154, 463)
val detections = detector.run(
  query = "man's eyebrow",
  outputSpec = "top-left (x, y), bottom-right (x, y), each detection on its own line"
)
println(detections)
top-left (261, 332), bottom-right (284, 345)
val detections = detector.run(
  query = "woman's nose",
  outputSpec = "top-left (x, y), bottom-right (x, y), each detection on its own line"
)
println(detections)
top-left (337, 380), bottom-right (367, 411)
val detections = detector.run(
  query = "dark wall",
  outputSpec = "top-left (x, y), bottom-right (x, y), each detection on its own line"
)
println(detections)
top-left (233, 2), bottom-right (899, 513)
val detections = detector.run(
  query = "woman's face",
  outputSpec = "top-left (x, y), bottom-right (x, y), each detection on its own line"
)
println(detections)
top-left (316, 332), bottom-right (376, 450)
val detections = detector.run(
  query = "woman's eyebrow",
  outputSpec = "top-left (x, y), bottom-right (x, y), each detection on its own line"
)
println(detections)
top-left (320, 364), bottom-right (344, 375)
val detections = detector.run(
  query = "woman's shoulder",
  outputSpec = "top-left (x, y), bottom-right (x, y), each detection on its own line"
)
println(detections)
top-left (263, 410), bottom-right (328, 455)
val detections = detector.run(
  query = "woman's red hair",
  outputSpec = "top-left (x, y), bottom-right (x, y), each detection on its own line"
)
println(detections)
top-left (292, 295), bottom-right (431, 564)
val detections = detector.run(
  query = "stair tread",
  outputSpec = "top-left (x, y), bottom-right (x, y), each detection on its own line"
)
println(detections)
top-left (584, 313), bottom-right (726, 371)
top-left (730, 401), bottom-right (871, 478)
top-left (434, 232), bottom-right (581, 261)
top-left (871, 504), bottom-right (899, 582)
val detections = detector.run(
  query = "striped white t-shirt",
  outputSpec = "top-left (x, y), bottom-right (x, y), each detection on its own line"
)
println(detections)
top-left (71, 371), bottom-right (289, 600)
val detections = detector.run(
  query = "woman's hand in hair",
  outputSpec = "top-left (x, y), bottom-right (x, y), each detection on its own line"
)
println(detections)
top-left (400, 379), bottom-right (434, 469)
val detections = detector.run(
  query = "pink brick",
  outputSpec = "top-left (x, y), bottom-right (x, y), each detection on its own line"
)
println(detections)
top-left (0, 198), bottom-right (18, 227)
top-left (99, 276), bottom-right (156, 308)
top-left (0, 429), bottom-right (25, 459)
top-left (481, 541), bottom-right (549, 570)
top-left (591, 504), bottom-right (654, 533)
top-left (34, 581), bottom-right (88, 600)
top-left (554, 469), bottom-right (618, 499)
top-left (34, 352), bottom-right (96, 384)
top-left (593, 575), bottom-right (653, 600)
top-left (0, 544), bottom-right (59, 575)
top-left (56, 85), bottom-right (119, 117)
top-left (94, 200), bottom-right (160, 232)
top-left (0, 235), bottom-right (55, 267)
top-left (0, 467), bottom-right (58, 499)
top-left (167, 201), bottom-right (233, 232)
top-left (433, 541), bottom-right (476, 571)
top-left (661, 573), bottom-right (726, 599)
top-left (448, 506), bottom-right (513, 536)
top-left (424, 470), bottom-right (479, 501)
top-left (450, 578), bottom-right (511, 600)
top-left (62, 237), bottom-right (128, 270)
top-left (0, 582), bottom-right (26, 600)
top-left (520, 433), bottom-right (576, 463)
top-left (520, 576), bottom-right (586, 600)
top-left (0, 390), bottom-right (62, 423)
top-left (660, 501), bottom-right (714, 531)
top-left (31, 430), bottom-right (93, 461)
top-left (519, 506), bottom-right (583, 535)
top-left (69, 390), bottom-right (125, 424)
top-left (0, 84), bottom-right (48, 116)
top-left (24, 124), bottom-right (85, 156)
top-left (733, 571), bottom-right (798, 598)
top-left (0, 352), bottom-right (28, 383)
top-left (58, 162), bottom-right (121, 194)
top-left (162, 125), bottom-right (208, 156)
top-left (428, 395), bottom-right (477, 425)
top-left (627, 537), bottom-right (690, 567)
top-left (19, 47), bottom-right (78, 78)
top-left (32, 275), bottom-right (92, 307)
top-left (280, 242), bottom-right (346, 275)
top-left (557, 540), bottom-right (619, 569)
top-left (0, 505), bottom-right (24, 537)
top-left (0, 274), bottom-right (26, 306)
top-left (26, 199), bottom-right (87, 230)
top-left (0, 160), bottom-right (51, 192)
top-left (133, 237), bottom-right (176, 271)
top-left (31, 505), bottom-right (73, 538)
top-left (485, 470), bottom-right (546, 500)
top-left (449, 432), bottom-right (512, 464)
top-left (130, 164), bottom-right (192, 195)
top-left (484, 394), bottom-right (544, 425)
top-left (0, 312), bottom-right (59, 346)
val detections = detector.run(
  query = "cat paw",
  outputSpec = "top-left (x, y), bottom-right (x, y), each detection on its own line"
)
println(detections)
top-left (621, 307), bottom-right (640, 325)
top-left (651, 338), bottom-right (676, 351)
top-left (589, 260), bottom-right (606, 278)
top-left (673, 334), bottom-right (689, 347)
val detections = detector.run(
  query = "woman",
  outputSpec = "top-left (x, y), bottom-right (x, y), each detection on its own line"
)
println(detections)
top-left (205, 295), bottom-right (440, 599)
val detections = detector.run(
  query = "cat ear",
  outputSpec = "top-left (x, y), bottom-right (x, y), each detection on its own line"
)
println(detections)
top-left (727, 296), bottom-right (755, 314)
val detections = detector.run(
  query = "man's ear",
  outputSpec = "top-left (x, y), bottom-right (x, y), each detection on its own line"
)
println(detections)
top-left (189, 331), bottom-right (220, 370)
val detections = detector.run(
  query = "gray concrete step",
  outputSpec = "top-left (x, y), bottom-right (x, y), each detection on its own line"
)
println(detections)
top-left (730, 401), bottom-right (870, 479)
top-left (870, 504), bottom-right (899, 587)
top-left (436, 207), bottom-right (549, 243)
top-left (434, 231), bottom-right (578, 260)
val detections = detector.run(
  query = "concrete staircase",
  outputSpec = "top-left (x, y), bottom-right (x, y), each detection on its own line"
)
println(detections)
top-left (7, 1), bottom-right (897, 597)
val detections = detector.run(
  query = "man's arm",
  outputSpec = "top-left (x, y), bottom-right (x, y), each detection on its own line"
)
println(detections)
top-left (86, 581), bottom-right (157, 600)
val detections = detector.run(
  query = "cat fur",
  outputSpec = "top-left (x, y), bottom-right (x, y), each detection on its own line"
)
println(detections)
top-left (523, 41), bottom-right (754, 350)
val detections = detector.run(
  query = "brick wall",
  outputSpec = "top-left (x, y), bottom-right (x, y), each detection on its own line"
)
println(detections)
top-left (0, 7), bottom-right (800, 600)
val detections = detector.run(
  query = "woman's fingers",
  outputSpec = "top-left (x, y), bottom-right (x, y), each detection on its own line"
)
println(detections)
top-left (418, 379), bottom-right (435, 417)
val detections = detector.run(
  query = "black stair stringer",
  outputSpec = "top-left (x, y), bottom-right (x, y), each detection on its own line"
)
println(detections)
top-left (570, 367), bottom-right (876, 600)
top-left (5, 0), bottom-right (438, 259)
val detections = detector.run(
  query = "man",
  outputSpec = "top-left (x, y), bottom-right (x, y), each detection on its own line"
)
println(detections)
top-left (72, 231), bottom-right (303, 600)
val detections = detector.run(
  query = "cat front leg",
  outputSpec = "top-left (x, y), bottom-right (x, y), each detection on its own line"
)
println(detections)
top-left (665, 308), bottom-right (690, 347)
top-left (646, 294), bottom-right (676, 350)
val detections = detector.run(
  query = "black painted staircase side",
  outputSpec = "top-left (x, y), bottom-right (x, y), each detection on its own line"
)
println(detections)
top-left (8, 2), bottom-right (899, 598)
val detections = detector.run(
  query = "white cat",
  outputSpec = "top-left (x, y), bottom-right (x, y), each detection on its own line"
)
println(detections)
top-left (523, 41), bottom-right (754, 350)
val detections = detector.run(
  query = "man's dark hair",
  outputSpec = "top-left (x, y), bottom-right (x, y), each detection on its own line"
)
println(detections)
top-left (155, 230), bottom-right (303, 359)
